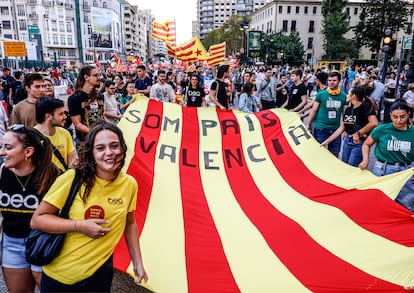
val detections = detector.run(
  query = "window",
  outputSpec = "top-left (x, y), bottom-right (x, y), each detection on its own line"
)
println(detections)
top-left (354, 7), bottom-right (358, 15)
top-left (2, 21), bottom-right (11, 29)
top-left (68, 36), bottom-right (73, 45)
top-left (61, 35), bottom-right (66, 44)
top-left (59, 49), bottom-right (65, 56)
top-left (53, 35), bottom-right (59, 45)
top-left (59, 21), bottom-right (65, 32)
top-left (289, 21), bottom-right (295, 32)
top-left (307, 37), bottom-right (313, 49)
top-left (68, 49), bottom-right (76, 57)
top-left (0, 7), bottom-right (9, 15)
top-left (313, 6), bottom-right (317, 14)
top-left (19, 19), bottom-right (27, 30)
top-left (287, 6), bottom-right (291, 13)
top-left (51, 21), bottom-right (57, 32)
top-left (304, 6), bottom-right (308, 14)
top-left (309, 20), bottom-right (314, 33)
top-left (93, 1), bottom-right (97, 7)
top-left (296, 6), bottom-right (299, 13)
top-left (278, 5), bottom-right (282, 13)
top-left (17, 5), bottom-right (25, 16)
top-left (282, 20), bottom-right (288, 32)
top-left (103, 2), bottom-right (107, 8)
top-left (66, 22), bottom-right (72, 32)
top-left (346, 7), bottom-right (350, 16)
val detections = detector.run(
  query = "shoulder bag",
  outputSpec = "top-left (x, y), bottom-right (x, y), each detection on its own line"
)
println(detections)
top-left (26, 169), bottom-right (81, 266)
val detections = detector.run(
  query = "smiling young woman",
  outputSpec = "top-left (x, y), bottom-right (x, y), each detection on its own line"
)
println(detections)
top-left (31, 121), bottom-right (147, 292)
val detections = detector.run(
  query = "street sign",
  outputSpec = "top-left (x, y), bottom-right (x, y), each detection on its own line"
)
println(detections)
top-left (4, 42), bottom-right (27, 57)
top-left (403, 35), bottom-right (413, 50)
top-left (28, 25), bottom-right (39, 35)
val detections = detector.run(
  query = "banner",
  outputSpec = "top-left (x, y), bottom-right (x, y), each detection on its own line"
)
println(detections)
top-left (115, 96), bottom-right (414, 292)
top-left (91, 7), bottom-right (116, 49)
top-left (248, 31), bottom-right (261, 52)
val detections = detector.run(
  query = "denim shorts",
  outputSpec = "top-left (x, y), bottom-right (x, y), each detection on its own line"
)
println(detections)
top-left (2, 233), bottom-right (42, 272)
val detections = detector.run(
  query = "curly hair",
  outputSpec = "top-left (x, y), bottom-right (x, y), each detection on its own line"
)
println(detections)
top-left (76, 120), bottom-right (127, 202)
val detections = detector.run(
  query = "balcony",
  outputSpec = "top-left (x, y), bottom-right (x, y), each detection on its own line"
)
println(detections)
top-left (65, 3), bottom-right (73, 8)
top-left (82, 4), bottom-right (90, 12)
top-left (67, 16), bottom-right (74, 21)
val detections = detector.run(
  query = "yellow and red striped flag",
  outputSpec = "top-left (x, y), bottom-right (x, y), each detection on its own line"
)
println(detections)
top-left (166, 43), bottom-right (176, 57)
top-left (115, 95), bottom-right (414, 292)
top-left (175, 36), bottom-right (207, 62)
top-left (207, 42), bottom-right (226, 66)
top-left (152, 19), bottom-right (176, 43)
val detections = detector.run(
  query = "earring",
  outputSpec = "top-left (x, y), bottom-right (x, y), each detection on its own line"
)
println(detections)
top-left (25, 156), bottom-right (32, 163)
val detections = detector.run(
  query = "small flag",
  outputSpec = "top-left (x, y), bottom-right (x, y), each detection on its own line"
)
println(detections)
top-left (207, 42), bottom-right (226, 66)
top-left (152, 19), bottom-right (176, 43)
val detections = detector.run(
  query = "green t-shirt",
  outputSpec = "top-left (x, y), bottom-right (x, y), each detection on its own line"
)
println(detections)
top-left (371, 123), bottom-right (414, 164)
top-left (314, 89), bottom-right (347, 129)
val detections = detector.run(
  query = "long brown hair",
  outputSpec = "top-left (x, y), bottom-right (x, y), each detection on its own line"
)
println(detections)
top-left (9, 126), bottom-right (61, 195)
top-left (74, 65), bottom-right (98, 101)
top-left (76, 121), bottom-right (127, 202)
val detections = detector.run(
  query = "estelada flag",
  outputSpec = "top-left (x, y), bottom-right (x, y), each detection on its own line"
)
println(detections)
top-left (175, 36), bottom-right (207, 62)
top-left (115, 95), bottom-right (414, 292)
top-left (207, 42), bottom-right (226, 66)
top-left (152, 19), bottom-right (176, 43)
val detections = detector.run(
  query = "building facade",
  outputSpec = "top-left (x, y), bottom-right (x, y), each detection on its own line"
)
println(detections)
top-left (0, 0), bottom-right (154, 66)
top-left (250, 0), bottom-right (414, 61)
top-left (198, 0), bottom-right (272, 40)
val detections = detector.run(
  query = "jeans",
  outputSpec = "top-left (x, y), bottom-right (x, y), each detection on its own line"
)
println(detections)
top-left (41, 256), bottom-right (114, 292)
top-left (313, 128), bottom-right (341, 154)
top-left (341, 135), bottom-right (364, 167)
top-left (373, 161), bottom-right (414, 212)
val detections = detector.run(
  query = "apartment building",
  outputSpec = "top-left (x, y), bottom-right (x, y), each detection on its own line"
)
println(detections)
top-left (250, 0), bottom-right (414, 61)
top-left (198, 0), bottom-right (272, 40)
top-left (0, 0), bottom-right (154, 66)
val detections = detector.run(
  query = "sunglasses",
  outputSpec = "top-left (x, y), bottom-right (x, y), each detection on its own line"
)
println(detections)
top-left (90, 73), bottom-right (101, 77)
top-left (9, 124), bottom-right (26, 132)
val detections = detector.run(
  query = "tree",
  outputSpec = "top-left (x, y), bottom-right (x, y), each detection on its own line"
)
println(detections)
top-left (269, 31), bottom-right (305, 65)
top-left (321, 0), bottom-right (359, 59)
top-left (353, 0), bottom-right (408, 54)
top-left (202, 15), bottom-right (247, 56)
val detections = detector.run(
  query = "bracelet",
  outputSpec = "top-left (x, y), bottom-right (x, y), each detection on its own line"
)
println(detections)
top-left (73, 220), bottom-right (77, 232)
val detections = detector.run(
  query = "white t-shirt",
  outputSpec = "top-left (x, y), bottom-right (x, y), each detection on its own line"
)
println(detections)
top-left (403, 90), bottom-right (414, 106)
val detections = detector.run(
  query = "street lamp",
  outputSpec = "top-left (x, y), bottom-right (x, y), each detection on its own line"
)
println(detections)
top-left (239, 19), bottom-right (249, 64)
top-left (280, 51), bottom-right (285, 66)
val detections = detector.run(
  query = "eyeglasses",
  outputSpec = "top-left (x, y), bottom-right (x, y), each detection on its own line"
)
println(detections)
top-left (9, 124), bottom-right (45, 146)
top-left (90, 73), bottom-right (101, 77)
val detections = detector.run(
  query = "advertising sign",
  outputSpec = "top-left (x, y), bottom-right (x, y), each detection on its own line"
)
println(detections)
top-left (4, 42), bottom-right (27, 57)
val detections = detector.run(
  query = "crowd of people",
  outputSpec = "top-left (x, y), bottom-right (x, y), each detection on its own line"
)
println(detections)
top-left (0, 59), bottom-right (413, 291)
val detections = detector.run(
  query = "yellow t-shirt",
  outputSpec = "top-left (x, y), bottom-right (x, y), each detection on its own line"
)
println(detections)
top-left (42, 169), bottom-right (138, 285)
top-left (34, 126), bottom-right (74, 171)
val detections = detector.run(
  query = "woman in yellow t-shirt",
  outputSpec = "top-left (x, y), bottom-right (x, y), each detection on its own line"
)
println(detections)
top-left (31, 121), bottom-right (147, 292)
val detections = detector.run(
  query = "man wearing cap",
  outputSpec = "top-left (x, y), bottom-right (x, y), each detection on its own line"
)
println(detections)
top-left (209, 65), bottom-right (230, 110)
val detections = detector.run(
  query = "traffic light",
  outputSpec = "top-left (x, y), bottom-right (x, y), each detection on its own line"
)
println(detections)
top-left (382, 28), bottom-right (393, 52)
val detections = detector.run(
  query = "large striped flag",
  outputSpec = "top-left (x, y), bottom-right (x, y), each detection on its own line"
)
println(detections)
top-left (114, 95), bottom-right (414, 292)
top-left (166, 43), bottom-right (176, 57)
top-left (207, 42), bottom-right (226, 66)
top-left (152, 19), bottom-right (176, 43)
top-left (175, 36), bottom-right (207, 62)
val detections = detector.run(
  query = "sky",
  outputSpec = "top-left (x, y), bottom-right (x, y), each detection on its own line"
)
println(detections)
top-left (130, 0), bottom-right (196, 43)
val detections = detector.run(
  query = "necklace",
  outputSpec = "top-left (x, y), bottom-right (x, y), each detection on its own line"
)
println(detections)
top-left (15, 173), bottom-right (32, 191)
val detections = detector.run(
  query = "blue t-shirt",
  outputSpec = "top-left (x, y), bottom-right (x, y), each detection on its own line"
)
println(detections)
top-left (134, 77), bottom-right (153, 96)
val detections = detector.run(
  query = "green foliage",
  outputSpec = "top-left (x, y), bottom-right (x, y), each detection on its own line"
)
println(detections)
top-left (321, 0), bottom-right (359, 60)
top-left (352, 0), bottom-right (409, 54)
top-left (201, 15), bottom-right (247, 56)
top-left (268, 31), bottom-right (305, 64)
